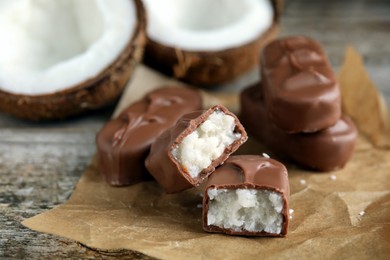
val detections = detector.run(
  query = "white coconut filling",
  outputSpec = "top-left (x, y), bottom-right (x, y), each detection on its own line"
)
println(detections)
top-left (207, 188), bottom-right (284, 234)
top-left (143, 0), bottom-right (273, 51)
top-left (0, 0), bottom-right (136, 95)
top-left (171, 110), bottom-right (241, 178)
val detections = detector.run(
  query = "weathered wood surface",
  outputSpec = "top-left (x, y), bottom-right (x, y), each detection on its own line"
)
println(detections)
top-left (1, 0), bottom-right (389, 258)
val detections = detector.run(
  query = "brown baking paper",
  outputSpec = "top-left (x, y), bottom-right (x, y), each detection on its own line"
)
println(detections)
top-left (23, 64), bottom-right (390, 259)
top-left (339, 46), bottom-right (390, 149)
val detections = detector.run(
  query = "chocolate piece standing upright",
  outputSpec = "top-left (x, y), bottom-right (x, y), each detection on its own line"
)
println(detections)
top-left (145, 105), bottom-right (248, 194)
top-left (261, 36), bottom-right (341, 133)
top-left (203, 155), bottom-right (290, 237)
top-left (240, 84), bottom-right (357, 171)
top-left (96, 87), bottom-right (202, 186)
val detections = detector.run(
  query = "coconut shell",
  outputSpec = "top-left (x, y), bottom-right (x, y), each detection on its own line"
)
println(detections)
top-left (0, 0), bottom-right (146, 121)
top-left (143, 0), bottom-right (282, 87)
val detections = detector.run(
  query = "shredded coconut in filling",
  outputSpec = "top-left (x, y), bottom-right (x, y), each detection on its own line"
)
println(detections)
top-left (207, 188), bottom-right (284, 234)
top-left (171, 110), bottom-right (241, 178)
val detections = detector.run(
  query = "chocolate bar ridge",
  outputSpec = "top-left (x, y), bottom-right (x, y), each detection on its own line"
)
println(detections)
top-left (96, 87), bottom-right (202, 186)
top-left (261, 36), bottom-right (341, 133)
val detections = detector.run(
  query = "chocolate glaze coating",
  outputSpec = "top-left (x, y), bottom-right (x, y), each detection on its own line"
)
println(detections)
top-left (203, 155), bottom-right (289, 237)
top-left (240, 85), bottom-right (357, 171)
top-left (261, 36), bottom-right (341, 133)
top-left (96, 87), bottom-right (202, 186)
top-left (145, 105), bottom-right (248, 194)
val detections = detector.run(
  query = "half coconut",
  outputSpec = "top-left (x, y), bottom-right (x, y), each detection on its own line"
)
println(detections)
top-left (143, 0), bottom-right (281, 86)
top-left (0, 0), bottom-right (146, 120)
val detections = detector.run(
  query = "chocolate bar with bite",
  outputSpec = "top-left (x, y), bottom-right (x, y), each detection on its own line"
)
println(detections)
top-left (261, 36), bottom-right (341, 133)
top-left (145, 105), bottom-right (248, 194)
top-left (203, 155), bottom-right (290, 236)
top-left (240, 84), bottom-right (357, 171)
top-left (96, 87), bottom-right (202, 186)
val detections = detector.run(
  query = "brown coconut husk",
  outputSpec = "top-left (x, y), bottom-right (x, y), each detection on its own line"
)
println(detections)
top-left (143, 0), bottom-right (282, 87)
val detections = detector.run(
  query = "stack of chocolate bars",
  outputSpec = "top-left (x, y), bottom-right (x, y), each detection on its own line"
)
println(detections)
top-left (241, 36), bottom-right (357, 171)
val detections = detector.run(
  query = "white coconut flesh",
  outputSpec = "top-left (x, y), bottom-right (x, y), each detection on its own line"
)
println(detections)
top-left (143, 0), bottom-right (273, 51)
top-left (171, 110), bottom-right (241, 178)
top-left (0, 0), bottom-right (136, 95)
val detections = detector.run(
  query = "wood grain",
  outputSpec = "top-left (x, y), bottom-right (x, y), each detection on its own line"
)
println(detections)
top-left (1, 0), bottom-right (389, 258)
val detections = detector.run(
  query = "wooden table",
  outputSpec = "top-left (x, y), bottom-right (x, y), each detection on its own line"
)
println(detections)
top-left (1, 0), bottom-right (389, 258)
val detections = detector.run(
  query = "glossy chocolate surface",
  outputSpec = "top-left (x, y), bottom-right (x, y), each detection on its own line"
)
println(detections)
top-left (203, 155), bottom-right (289, 236)
top-left (240, 85), bottom-right (357, 171)
top-left (145, 105), bottom-right (248, 194)
top-left (261, 36), bottom-right (341, 133)
top-left (96, 87), bottom-right (202, 186)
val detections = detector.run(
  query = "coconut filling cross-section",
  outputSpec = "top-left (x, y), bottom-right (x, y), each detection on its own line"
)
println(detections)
top-left (207, 188), bottom-right (284, 234)
top-left (171, 110), bottom-right (241, 179)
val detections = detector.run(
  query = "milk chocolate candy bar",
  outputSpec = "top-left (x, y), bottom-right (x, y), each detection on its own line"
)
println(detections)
top-left (203, 155), bottom-right (289, 237)
top-left (240, 85), bottom-right (357, 171)
top-left (96, 87), bottom-right (202, 186)
top-left (261, 36), bottom-right (341, 133)
top-left (145, 105), bottom-right (248, 194)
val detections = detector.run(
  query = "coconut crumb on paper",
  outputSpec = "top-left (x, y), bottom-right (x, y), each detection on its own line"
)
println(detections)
top-left (357, 211), bottom-right (366, 222)
top-left (289, 209), bottom-right (294, 220)
top-left (330, 175), bottom-right (337, 181)
top-left (299, 179), bottom-right (306, 185)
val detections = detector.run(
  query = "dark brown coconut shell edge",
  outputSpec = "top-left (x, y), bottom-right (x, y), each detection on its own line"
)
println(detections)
top-left (0, 0), bottom-right (147, 121)
top-left (143, 0), bottom-right (282, 87)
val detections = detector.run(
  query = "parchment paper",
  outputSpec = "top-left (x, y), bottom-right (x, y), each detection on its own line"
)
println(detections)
top-left (339, 47), bottom-right (390, 149)
top-left (23, 60), bottom-right (390, 259)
